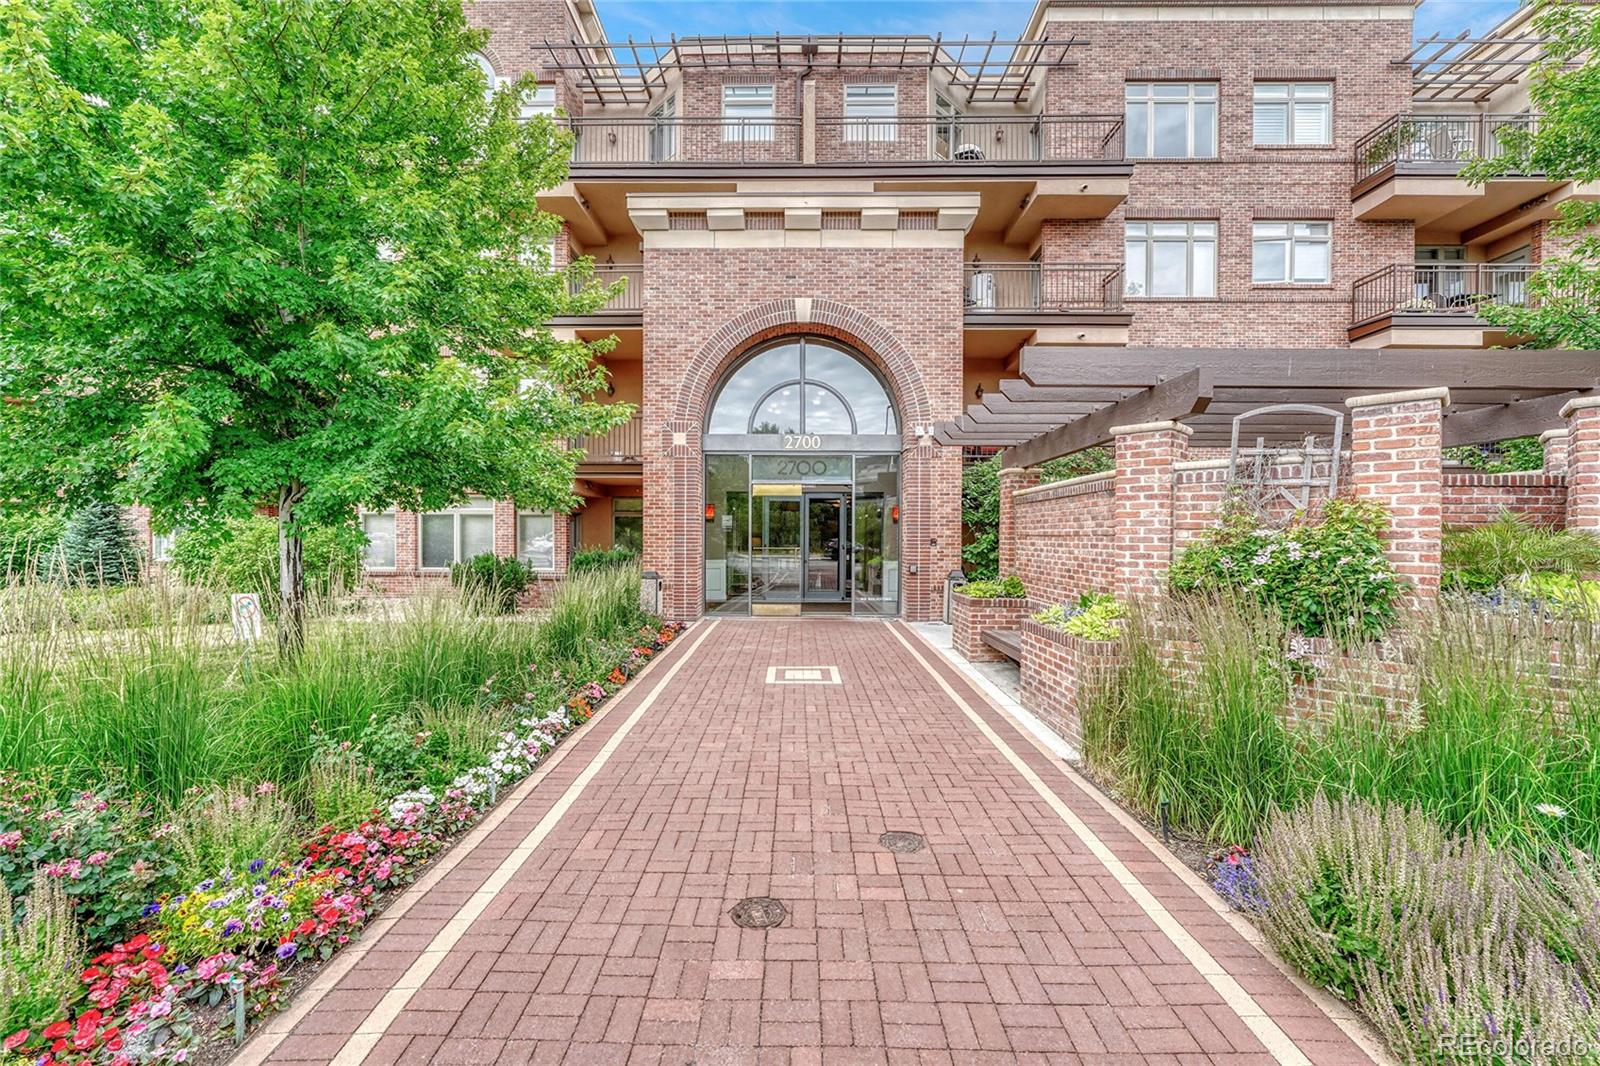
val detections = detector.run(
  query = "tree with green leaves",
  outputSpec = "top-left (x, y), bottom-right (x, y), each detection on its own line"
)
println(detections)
top-left (0, 0), bottom-right (627, 653)
top-left (1464, 0), bottom-right (1600, 349)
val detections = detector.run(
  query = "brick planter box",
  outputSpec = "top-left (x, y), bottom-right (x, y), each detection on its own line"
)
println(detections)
top-left (1020, 618), bottom-right (1122, 750)
top-left (950, 591), bottom-right (1031, 662)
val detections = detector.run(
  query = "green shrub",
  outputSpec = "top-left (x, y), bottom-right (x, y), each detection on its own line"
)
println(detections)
top-left (1446, 435), bottom-right (1544, 473)
top-left (569, 545), bottom-right (637, 573)
top-left (168, 784), bottom-right (300, 886)
top-left (540, 565), bottom-right (645, 666)
top-left (1442, 510), bottom-right (1600, 593)
top-left (169, 515), bottom-right (361, 601)
top-left (450, 552), bottom-right (531, 614)
top-left (1169, 498), bottom-right (1400, 640)
top-left (0, 508), bottom-right (64, 580)
top-left (961, 452), bottom-right (1113, 579)
top-left (1252, 795), bottom-right (1600, 1058)
top-left (960, 575), bottom-right (1025, 599)
top-left (0, 874), bottom-right (84, 1037)
top-left (1033, 593), bottom-right (1125, 640)
top-left (306, 746), bottom-right (382, 828)
top-left (46, 501), bottom-right (141, 586)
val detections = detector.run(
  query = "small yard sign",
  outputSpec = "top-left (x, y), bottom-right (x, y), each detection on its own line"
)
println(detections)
top-left (231, 593), bottom-right (263, 644)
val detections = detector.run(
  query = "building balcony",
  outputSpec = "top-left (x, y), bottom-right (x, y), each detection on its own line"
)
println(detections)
top-left (1349, 262), bottom-right (1543, 347)
top-left (963, 262), bottom-right (1131, 352)
top-left (1350, 113), bottom-right (1572, 238)
top-left (568, 264), bottom-right (642, 314)
top-left (566, 114), bottom-right (1125, 172)
top-left (575, 413), bottom-right (643, 470)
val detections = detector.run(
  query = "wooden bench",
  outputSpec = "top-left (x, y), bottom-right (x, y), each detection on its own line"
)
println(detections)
top-left (980, 628), bottom-right (1022, 663)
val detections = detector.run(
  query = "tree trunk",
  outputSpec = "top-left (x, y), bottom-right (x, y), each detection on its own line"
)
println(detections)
top-left (278, 482), bottom-right (307, 659)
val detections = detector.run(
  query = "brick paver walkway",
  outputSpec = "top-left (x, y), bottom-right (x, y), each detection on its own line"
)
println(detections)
top-left (250, 619), bottom-right (1379, 1066)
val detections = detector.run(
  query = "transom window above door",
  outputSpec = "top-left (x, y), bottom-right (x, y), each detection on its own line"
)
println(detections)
top-left (707, 337), bottom-right (898, 437)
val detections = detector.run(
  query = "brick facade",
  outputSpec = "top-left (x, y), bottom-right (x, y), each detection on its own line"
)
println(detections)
top-left (1038, 11), bottom-right (1415, 347)
top-left (1112, 422), bottom-right (1191, 602)
top-left (1565, 398), bottom-right (1600, 536)
top-left (1441, 470), bottom-right (1568, 529)
top-left (641, 257), bottom-right (964, 622)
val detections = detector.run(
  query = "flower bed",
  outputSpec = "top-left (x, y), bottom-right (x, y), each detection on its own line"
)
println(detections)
top-left (0, 619), bottom-right (681, 1065)
top-left (1019, 617), bottom-right (1121, 750)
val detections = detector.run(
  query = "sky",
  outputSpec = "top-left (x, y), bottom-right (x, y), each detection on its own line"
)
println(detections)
top-left (593, 0), bottom-right (1524, 46)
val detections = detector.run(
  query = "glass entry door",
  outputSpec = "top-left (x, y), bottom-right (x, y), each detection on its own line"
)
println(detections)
top-left (804, 493), bottom-right (847, 600)
top-left (752, 487), bottom-right (802, 603)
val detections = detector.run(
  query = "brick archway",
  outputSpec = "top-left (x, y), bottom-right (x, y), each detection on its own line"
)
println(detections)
top-left (672, 298), bottom-right (934, 433)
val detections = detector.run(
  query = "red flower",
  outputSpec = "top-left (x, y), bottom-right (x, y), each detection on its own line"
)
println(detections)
top-left (4, 1029), bottom-right (28, 1051)
top-left (42, 1021), bottom-right (72, 1040)
top-left (318, 906), bottom-right (341, 923)
top-left (123, 933), bottom-right (149, 952)
top-left (293, 919), bottom-right (316, 936)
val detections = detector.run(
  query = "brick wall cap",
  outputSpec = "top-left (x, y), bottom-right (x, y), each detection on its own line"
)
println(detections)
top-left (1346, 386), bottom-right (1450, 410)
top-left (1109, 420), bottom-right (1194, 437)
top-left (999, 466), bottom-right (1033, 475)
top-left (1015, 470), bottom-right (1114, 497)
top-left (1540, 428), bottom-right (1571, 443)
top-left (1173, 457), bottom-right (1231, 471)
top-left (1560, 397), bottom-right (1600, 419)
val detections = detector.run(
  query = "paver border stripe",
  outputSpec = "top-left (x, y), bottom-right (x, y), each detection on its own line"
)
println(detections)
top-left (910, 623), bottom-right (1395, 1066)
top-left (885, 621), bottom-right (1316, 1066)
top-left (237, 618), bottom-right (717, 1066)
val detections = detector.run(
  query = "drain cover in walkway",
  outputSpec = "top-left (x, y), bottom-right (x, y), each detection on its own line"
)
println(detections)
top-left (879, 831), bottom-right (927, 854)
top-left (729, 896), bottom-right (789, 929)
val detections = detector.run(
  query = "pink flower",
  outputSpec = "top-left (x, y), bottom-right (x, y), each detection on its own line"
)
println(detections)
top-left (86, 851), bottom-right (112, 866)
top-left (255, 782), bottom-right (277, 796)
top-left (0, 830), bottom-right (21, 851)
top-left (44, 859), bottom-right (83, 879)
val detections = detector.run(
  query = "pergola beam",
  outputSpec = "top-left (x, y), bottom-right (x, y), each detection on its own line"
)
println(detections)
top-left (1019, 347), bottom-right (1600, 393)
top-left (1441, 390), bottom-right (1597, 447)
top-left (1002, 368), bottom-right (1214, 468)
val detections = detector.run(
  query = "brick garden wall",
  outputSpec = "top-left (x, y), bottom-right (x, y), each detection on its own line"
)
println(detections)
top-left (1442, 470), bottom-right (1568, 528)
top-left (1019, 619), bottom-right (1121, 751)
top-left (1011, 473), bottom-right (1115, 607)
top-left (950, 592), bottom-right (1030, 662)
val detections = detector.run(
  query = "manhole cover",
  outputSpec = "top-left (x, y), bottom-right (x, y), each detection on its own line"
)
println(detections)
top-left (729, 896), bottom-right (788, 929)
top-left (879, 831), bottom-right (927, 854)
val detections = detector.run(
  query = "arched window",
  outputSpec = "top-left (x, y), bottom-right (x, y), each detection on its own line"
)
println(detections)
top-left (707, 337), bottom-right (898, 437)
top-left (470, 52), bottom-right (497, 105)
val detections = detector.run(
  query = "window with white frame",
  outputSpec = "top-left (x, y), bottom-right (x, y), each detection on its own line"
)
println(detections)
top-left (1124, 221), bottom-right (1217, 298)
top-left (1253, 83), bottom-right (1332, 146)
top-left (470, 53), bottom-right (497, 106)
top-left (361, 512), bottom-right (396, 569)
top-left (1125, 82), bottom-right (1217, 159)
top-left (151, 529), bottom-right (179, 564)
top-left (419, 497), bottom-right (495, 568)
top-left (844, 85), bottom-right (897, 142)
top-left (1252, 221), bottom-right (1331, 283)
top-left (519, 84), bottom-right (557, 120)
top-left (722, 85), bottom-right (774, 142)
top-left (517, 512), bottom-right (556, 570)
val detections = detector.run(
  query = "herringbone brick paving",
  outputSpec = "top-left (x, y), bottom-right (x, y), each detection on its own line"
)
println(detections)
top-left (262, 619), bottom-right (1375, 1065)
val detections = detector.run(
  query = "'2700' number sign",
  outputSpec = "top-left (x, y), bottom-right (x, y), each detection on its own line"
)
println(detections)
top-left (782, 434), bottom-right (822, 450)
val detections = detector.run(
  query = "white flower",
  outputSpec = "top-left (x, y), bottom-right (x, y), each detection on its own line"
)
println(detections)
top-left (1535, 803), bottom-right (1567, 819)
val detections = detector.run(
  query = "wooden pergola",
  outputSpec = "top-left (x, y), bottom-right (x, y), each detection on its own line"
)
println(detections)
top-left (935, 347), bottom-right (1600, 468)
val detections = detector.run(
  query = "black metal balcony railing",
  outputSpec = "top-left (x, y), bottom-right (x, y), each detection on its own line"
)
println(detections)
top-left (814, 114), bottom-right (1124, 164)
top-left (963, 262), bottom-right (1125, 313)
top-left (1354, 113), bottom-right (1537, 184)
top-left (570, 117), bottom-right (804, 164)
top-left (566, 114), bottom-right (1125, 166)
top-left (1351, 263), bottom-right (1541, 326)
top-left (569, 264), bottom-right (642, 313)
top-left (576, 413), bottom-right (643, 464)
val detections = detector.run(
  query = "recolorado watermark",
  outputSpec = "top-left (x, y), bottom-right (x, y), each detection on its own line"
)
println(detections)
top-left (1437, 1033), bottom-right (1599, 1059)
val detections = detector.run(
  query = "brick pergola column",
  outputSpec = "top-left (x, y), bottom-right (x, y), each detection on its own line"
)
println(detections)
top-left (1111, 420), bottom-right (1190, 602)
top-left (1346, 387), bottom-right (1447, 605)
top-left (997, 466), bottom-right (1041, 576)
top-left (1541, 428), bottom-right (1570, 474)
top-left (1563, 397), bottom-right (1600, 535)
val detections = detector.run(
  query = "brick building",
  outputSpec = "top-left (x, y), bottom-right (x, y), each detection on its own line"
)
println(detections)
top-left (138, 0), bottom-right (1592, 621)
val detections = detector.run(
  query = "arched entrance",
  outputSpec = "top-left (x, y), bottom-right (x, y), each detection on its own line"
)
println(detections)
top-left (701, 335), bottom-right (902, 616)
